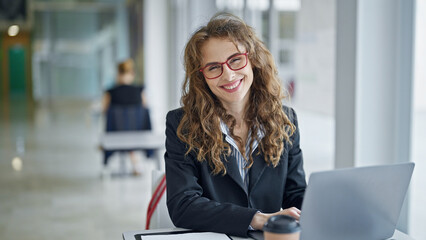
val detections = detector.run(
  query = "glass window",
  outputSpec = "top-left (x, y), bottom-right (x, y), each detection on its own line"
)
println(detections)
top-left (289, 0), bottom-right (335, 176)
top-left (409, 1), bottom-right (426, 239)
top-left (279, 11), bottom-right (296, 39)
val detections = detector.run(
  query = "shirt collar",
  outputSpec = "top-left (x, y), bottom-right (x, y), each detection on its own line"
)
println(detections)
top-left (219, 119), bottom-right (265, 141)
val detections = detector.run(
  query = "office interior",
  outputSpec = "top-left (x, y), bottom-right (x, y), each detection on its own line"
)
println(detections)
top-left (0, 0), bottom-right (425, 239)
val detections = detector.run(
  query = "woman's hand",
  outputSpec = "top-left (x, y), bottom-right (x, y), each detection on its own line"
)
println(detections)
top-left (273, 207), bottom-right (301, 220)
top-left (250, 207), bottom-right (301, 230)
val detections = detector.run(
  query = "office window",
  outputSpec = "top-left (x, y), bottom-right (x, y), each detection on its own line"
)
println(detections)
top-left (291, 0), bottom-right (335, 176)
top-left (409, 1), bottom-right (426, 239)
top-left (279, 11), bottom-right (296, 39)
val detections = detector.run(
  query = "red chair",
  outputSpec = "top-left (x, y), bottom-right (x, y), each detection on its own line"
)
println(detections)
top-left (146, 171), bottom-right (175, 229)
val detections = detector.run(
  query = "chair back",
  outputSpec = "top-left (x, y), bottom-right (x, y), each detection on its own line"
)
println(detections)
top-left (102, 105), bottom-right (153, 166)
top-left (146, 170), bottom-right (175, 229)
top-left (106, 105), bottom-right (151, 132)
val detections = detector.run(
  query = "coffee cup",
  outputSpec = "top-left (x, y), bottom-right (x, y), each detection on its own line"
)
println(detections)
top-left (263, 215), bottom-right (300, 240)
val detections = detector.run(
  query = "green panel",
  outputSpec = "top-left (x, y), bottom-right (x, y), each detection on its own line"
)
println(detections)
top-left (8, 45), bottom-right (26, 95)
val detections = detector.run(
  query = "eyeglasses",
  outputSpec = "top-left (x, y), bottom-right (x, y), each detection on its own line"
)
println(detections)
top-left (199, 52), bottom-right (248, 79)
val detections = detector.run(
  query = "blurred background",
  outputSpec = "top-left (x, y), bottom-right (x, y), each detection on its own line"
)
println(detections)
top-left (0, 0), bottom-right (424, 239)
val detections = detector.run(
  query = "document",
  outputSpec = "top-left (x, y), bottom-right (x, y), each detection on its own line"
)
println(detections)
top-left (141, 232), bottom-right (231, 240)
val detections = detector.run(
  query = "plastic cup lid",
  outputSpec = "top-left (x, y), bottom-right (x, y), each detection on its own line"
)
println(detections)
top-left (263, 215), bottom-right (301, 234)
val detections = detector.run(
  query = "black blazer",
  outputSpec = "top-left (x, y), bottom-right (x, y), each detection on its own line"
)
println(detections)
top-left (165, 106), bottom-right (307, 237)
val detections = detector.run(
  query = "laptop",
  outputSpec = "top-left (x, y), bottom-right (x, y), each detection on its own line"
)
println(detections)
top-left (299, 162), bottom-right (415, 240)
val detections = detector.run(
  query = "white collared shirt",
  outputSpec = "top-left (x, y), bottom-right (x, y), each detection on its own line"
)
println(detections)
top-left (219, 120), bottom-right (264, 190)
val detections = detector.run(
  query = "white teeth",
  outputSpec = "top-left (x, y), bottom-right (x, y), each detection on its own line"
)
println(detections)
top-left (223, 80), bottom-right (240, 90)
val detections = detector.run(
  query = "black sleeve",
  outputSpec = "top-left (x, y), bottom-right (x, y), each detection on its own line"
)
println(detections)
top-left (282, 107), bottom-right (307, 209)
top-left (164, 110), bottom-right (258, 237)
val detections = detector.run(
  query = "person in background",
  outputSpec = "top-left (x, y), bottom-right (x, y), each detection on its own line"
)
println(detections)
top-left (102, 59), bottom-right (147, 176)
top-left (165, 13), bottom-right (307, 237)
top-left (102, 59), bottom-right (147, 111)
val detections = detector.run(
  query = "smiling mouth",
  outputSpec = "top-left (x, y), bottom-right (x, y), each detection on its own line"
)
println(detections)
top-left (222, 79), bottom-right (242, 90)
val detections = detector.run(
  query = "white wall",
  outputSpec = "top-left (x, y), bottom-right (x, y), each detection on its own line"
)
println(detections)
top-left (335, 0), bottom-right (414, 232)
top-left (143, 0), bottom-right (169, 133)
top-left (409, 1), bottom-right (426, 239)
top-left (414, 0), bottom-right (426, 111)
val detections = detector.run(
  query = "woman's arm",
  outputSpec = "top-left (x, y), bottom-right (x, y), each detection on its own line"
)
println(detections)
top-left (249, 107), bottom-right (306, 230)
top-left (140, 90), bottom-right (148, 107)
top-left (165, 110), bottom-right (258, 237)
top-left (282, 107), bottom-right (307, 209)
top-left (101, 92), bottom-right (111, 114)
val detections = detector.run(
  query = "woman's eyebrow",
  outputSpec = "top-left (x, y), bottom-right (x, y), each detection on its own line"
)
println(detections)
top-left (204, 52), bottom-right (242, 66)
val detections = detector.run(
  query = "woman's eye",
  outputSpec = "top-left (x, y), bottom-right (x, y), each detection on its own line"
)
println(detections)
top-left (229, 57), bottom-right (241, 64)
top-left (208, 65), bottom-right (221, 72)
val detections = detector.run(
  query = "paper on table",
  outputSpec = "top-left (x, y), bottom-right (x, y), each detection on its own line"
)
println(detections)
top-left (141, 232), bottom-right (231, 240)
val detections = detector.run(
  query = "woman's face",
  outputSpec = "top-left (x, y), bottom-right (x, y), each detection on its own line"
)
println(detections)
top-left (200, 37), bottom-right (253, 110)
top-left (119, 72), bottom-right (135, 85)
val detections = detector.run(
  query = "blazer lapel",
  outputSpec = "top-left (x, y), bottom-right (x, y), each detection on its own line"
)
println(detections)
top-left (249, 153), bottom-right (267, 192)
top-left (219, 132), bottom-right (248, 194)
top-left (223, 154), bottom-right (248, 194)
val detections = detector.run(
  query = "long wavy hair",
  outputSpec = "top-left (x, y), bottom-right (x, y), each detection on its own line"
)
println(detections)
top-left (177, 13), bottom-right (295, 175)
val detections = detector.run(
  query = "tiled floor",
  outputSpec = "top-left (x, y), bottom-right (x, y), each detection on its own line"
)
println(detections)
top-left (0, 98), bottom-right (156, 240)
top-left (0, 97), bottom-right (424, 239)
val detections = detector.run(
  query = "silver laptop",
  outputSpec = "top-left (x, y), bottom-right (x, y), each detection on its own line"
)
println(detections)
top-left (299, 162), bottom-right (414, 240)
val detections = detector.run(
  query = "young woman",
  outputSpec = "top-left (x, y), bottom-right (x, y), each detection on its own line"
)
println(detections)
top-left (165, 13), bottom-right (306, 237)
top-left (102, 59), bottom-right (148, 176)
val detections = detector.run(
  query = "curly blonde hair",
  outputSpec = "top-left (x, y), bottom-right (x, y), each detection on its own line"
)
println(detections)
top-left (177, 13), bottom-right (295, 175)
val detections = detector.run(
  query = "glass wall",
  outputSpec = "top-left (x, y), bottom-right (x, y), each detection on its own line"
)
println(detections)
top-left (214, 0), bottom-right (335, 177)
top-left (292, 0), bottom-right (335, 176)
top-left (409, 0), bottom-right (426, 238)
top-left (31, 1), bottom-right (127, 102)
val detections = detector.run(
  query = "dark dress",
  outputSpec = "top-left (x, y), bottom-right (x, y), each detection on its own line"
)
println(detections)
top-left (107, 85), bottom-right (144, 106)
top-left (103, 84), bottom-right (153, 165)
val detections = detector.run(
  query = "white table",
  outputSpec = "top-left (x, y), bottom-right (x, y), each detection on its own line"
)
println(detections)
top-left (122, 227), bottom-right (415, 240)
top-left (122, 228), bottom-right (246, 240)
top-left (100, 130), bottom-right (165, 170)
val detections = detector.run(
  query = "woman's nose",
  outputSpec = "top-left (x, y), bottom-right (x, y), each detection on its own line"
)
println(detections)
top-left (221, 64), bottom-right (235, 81)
